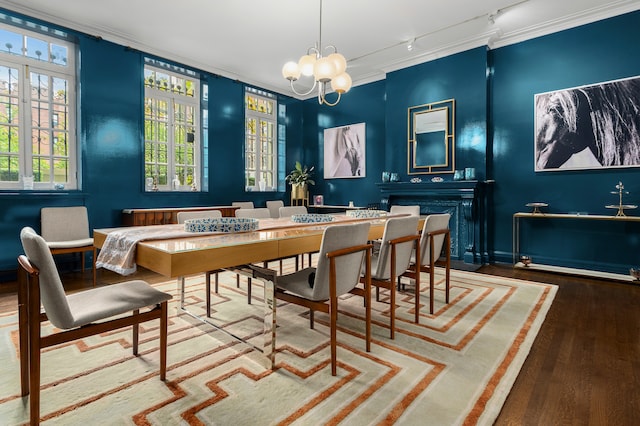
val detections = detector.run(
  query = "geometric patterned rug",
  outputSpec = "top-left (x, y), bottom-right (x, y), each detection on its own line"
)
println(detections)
top-left (0, 265), bottom-right (556, 425)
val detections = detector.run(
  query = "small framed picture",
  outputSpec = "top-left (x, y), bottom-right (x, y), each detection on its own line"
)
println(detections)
top-left (314, 195), bottom-right (324, 205)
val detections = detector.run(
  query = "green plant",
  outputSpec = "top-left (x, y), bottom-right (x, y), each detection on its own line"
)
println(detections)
top-left (285, 161), bottom-right (315, 186)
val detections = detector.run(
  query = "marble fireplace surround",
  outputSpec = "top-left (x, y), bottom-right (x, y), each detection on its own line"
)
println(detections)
top-left (377, 181), bottom-right (485, 263)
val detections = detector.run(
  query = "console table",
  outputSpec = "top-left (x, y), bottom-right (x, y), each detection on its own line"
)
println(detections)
top-left (121, 206), bottom-right (238, 226)
top-left (513, 212), bottom-right (640, 281)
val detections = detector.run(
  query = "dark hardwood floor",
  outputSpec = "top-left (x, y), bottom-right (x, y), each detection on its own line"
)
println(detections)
top-left (1, 264), bottom-right (639, 424)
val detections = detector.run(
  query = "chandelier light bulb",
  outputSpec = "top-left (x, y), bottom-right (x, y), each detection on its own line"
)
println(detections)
top-left (282, 61), bottom-right (301, 81)
top-left (327, 52), bottom-right (347, 75)
top-left (298, 54), bottom-right (317, 77)
top-left (331, 72), bottom-right (352, 94)
top-left (314, 56), bottom-right (336, 82)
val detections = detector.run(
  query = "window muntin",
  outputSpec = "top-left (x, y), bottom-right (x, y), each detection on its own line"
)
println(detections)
top-left (0, 23), bottom-right (76, 190)
top-left (245, 88), bottom-right (277, 191)
top-left (144, 64), bottom-right (201, 191)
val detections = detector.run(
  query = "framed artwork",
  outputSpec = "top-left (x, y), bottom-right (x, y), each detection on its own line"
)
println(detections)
top-left (324, 123), bottom-right (366, 178)
top-left (534, 75), bottom-right (640, 171)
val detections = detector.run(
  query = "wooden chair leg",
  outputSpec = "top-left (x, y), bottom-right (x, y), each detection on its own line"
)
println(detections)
top-left (28, 278), bottom-right (42, 425)
top-left (160, 301), bottom-right (168, 381)
top-left (205, 272), bottom-right (212, 317)
top-left (247, 278), bottom-right (252, 304)
top-left (18, 269), bottom-right (30, 397)
top-left (329, 294), bottom-right (338, 376)
top-left (92, 247), bottom-right (97, 287)
top-left (309, 309), bottom-right (314, 329)
top-left (132, 309), bottom-right (139, 355)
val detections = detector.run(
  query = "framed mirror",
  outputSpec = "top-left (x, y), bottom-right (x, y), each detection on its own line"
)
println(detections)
top-left (408, 99), bottom-right (455, 175)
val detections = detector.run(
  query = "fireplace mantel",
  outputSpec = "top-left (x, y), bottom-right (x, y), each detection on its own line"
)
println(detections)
top-left (376, 181), bottom-right (487, 263)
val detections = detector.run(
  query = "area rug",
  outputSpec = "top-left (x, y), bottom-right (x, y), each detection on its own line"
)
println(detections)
top-left (0, 266), bottom-right (556, 425)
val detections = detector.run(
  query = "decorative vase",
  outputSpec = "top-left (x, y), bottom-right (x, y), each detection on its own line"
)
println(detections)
top-left (291, 183), bottom-right (308, 200)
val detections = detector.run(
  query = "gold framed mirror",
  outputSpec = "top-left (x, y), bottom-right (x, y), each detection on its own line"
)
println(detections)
top-left (408, 99), bottom-right (455, 175)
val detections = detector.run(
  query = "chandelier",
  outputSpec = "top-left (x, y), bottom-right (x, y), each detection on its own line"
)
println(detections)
top-left (281, 0), bottom-right (352, 106)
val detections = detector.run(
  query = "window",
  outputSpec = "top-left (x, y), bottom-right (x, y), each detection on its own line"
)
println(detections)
top-left (0, 22), bottom-right (76, 190)
top-left (144, 61), bottom-right (202, 191)
top-left (245, 87), bottom-right (277, 192)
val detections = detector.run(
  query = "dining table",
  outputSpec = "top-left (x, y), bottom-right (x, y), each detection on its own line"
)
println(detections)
top-left (92, 214), bottom-right (419, 368)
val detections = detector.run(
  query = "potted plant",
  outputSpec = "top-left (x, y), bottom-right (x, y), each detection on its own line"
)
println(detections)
top-left (285, 161), bottom-right (315, 200)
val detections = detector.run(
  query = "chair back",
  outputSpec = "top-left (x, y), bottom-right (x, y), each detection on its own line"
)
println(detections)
top-left (279, 206), bottom-right (307, 217)
top-left (418, 213), bottom-right (451, 265)
top-left (390, 205), bottom-right (420, 216)
top-left (311, 222), bottom-right (370, 300)
top-left (374, 216), bottom-right (419, 280)
top-left (235, 208), bottom-right (271, 218)
top-left (177, 210), bottom-right (222, 223)
top-left (41, 206), bottom-right (90, 242)
top-left (232, 201), bottom-right (254, 209)
top-left (20, 227), bottom-right (74, 329)
top-left (266, 200), bottom-right (284, 218)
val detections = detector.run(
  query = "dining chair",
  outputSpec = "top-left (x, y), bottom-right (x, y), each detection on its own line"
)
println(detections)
top-left (232, 201), bottom-right (254, 209)
top-left (235, 207), bottom-right (271, 218)
top-left (40, 206), bottom-right (97, 285)
top-left (279, 205), bottom-right (312, 267)
top-left (17, 227), bottom-right (172, 425)
top-left (401, 213), bottom-right (451, 317)
top-left (390, 205), bottom-right (421, 216)
top-left (176, 210), bottom-right (223, 223)
top-left (279, 205), bottom-right (308, 217)
top-left (177, 210), bottom-right (223, 316)
top-left (251, 222), bottom-right (372, 376)
top-left (365, 215), bottom-right (420, 338)
top-left (266, 200), bottom-right (284, 218)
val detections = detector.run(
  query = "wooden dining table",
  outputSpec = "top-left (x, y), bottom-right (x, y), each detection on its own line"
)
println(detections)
top-left (92, 215), bottom-right (419, 367)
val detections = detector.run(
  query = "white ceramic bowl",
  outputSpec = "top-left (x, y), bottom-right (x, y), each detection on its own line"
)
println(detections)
top-left (184, 217), bottom-right (259, 233)
top-left (290, 213), bottom-right (335, 223)
top-left (346, 209), bottom-right (387, 218)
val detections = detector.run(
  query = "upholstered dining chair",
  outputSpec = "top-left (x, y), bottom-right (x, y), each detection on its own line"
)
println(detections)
top-left (401, 213), bottom-right (451, 317)
top-left (17, 227), bottom-right (172, 425)
top-left (176, 209), bottom-right (223, 223)
top-left (365, 215), bottom-right (420, 339)
top-left (177, 210), bottom-right (223, 316)
top-left (251, 222), bottom-right (372, 376)
top-left (266, 200), bottom-right (284, 218)
top-left (390, 205), bottom-right (421, 216)
top-left (232, 201), bottom-right (254, 209)
top-left (279, 205), bottom-right (312, 267)
top-left (278, 205), bottom-right (308, 217)
top-left (235, 207), bottom-right (271, 218)
top-left (40, 206), bottom-right (97, 285)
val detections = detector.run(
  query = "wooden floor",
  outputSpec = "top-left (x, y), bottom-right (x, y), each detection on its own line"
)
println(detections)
top-left (1, 264), bottom-right (639, 425)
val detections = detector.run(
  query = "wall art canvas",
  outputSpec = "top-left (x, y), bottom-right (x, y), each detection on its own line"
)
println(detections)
top-left (324, 123), bottom-right (366, 178)
top-left (534, 75), bottom-right (640, 171)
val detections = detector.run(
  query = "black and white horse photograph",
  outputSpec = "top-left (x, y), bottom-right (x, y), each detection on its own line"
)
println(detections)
top-left (535, 76), bottom-right (640, 171)
top-left (323, 122), bottom-right (366, 178)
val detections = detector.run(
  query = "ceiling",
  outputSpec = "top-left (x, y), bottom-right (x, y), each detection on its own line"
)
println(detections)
top-left (0, 0), bottom-right (638, 99)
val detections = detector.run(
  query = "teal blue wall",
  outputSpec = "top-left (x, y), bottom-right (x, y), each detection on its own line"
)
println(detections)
top-left (1, 8), bottom-right (640, 278)
top-left (491, 11), bottom-right (640, 272)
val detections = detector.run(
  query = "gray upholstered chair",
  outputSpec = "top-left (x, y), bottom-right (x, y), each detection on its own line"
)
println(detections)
top-left (41, 206), bottom-right (97, 285)
top-left (232, 201), bottom-right (254, 209)
top-left (17, 227), bottom-right (172, 425)
top-left (235, 207), bottom-right (271, 218)
top-left (177, 210), bottom-right (223, 315)
top-left (279, 205), bottom-right (308, 217)
top-left (266, 200), bottom-right (284, 218)
top-left (366, 215), bottom-right (420, 338)
top-left (401, 213), bottom-right (451, 317)
top-left (252, 222), bottom-right (372, 376)
top-left (390, 205), bottom-right (421, 216)
top-left (176, 209), bottom-right (222, 223)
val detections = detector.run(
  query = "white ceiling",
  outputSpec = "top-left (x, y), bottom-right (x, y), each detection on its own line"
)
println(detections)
top-left (1, 0), bottom-right (638, 99)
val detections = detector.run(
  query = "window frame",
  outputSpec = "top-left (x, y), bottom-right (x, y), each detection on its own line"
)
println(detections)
top-left (0, 22), bottom-right (77, 191)
top-left (245, 87), bottom-right (278, 192)
top-left (143, 62), bottom-right (202, 192)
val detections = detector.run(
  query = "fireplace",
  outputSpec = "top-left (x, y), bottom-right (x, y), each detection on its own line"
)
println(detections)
top-left (377, 181), bottom-right (486, 263)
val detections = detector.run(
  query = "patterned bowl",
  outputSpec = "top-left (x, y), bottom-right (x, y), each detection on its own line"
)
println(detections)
top-left (184, 217), bottom-right (259, 233)
top-left (346, 209), bottom-right (387, 218)
top-left (290, 213), bottom-right (335, 223)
